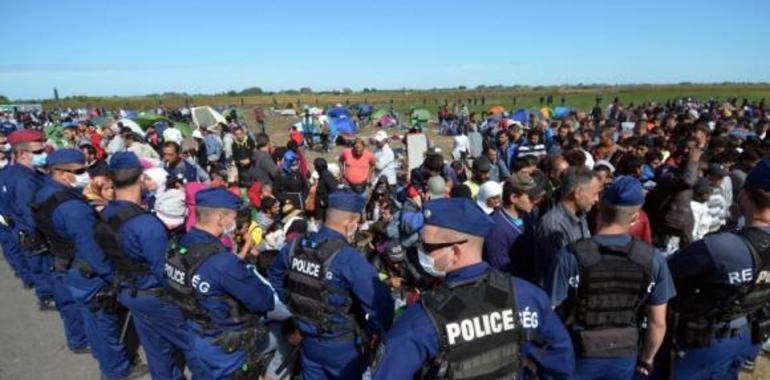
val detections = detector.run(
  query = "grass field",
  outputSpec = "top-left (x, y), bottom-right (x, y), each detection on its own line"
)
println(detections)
top-left (44, 84), bottom-right (770, 117)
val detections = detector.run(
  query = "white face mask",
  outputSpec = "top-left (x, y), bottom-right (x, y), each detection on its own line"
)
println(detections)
top-left (418, 248), bottom-right (448, 278)
top-left (73, 173), bottom-right (90, 189)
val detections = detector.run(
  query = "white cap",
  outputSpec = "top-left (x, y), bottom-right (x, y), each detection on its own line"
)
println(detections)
top-left (192, 129), bottom-right (203, 139)
top-left (373, 130), bottom-right (388, 142)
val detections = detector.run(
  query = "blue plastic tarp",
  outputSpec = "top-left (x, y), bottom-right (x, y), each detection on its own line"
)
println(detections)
top-left (331, 116), bottom-right (357, 134)
top-left (327, 106), bottom-right (351, 118)
top-left (511, 108), bottom-right (530, 123)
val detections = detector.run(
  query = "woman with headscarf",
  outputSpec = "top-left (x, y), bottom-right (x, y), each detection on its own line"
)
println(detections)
top-left (273, 152), bottom-right (308, 210)
top-left (83, 175), bottom-right (115, 212)
top-left (142, 167), bottom-right (168, 211)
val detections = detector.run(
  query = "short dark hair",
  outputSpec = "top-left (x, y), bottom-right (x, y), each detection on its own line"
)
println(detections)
top-left (597, 199), bottom-right (639, 225)
top-left (745, 186), bottom-right (770, 211)
top-left (423, 153), bottom-right (444, 174)
top-left (502, 178), bottom-right (524, 207)
top-left (162, 141), bottom-right (181, 153)
top-left (255, 134), bottom-right (270, 149)
top-left (109, 168), bottom-right (143, 189)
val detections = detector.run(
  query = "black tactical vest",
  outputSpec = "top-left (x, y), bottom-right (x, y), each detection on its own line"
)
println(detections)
top-left (422, 270), bottom-right (524, 380)
top-left (93, 204), bottom-right (152, 282)
top-left (285, 236), bottom-right (355, 335)
top-left (566, 239), bottom-right (654, 330)
top-left (674, 227), bottom-right (770, 324)
top-left (30, 190), bottom-right (81, 260)
top-left (164, 241), bottom-right (256, 327)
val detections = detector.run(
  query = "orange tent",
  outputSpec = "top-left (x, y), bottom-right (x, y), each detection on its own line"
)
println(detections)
top-left (488, 105), bottom-right (505, 114)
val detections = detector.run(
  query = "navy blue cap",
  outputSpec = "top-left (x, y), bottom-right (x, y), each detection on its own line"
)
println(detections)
top-left (328, 189), bottom-right (366, 213)
top-left (195, 187), bottom-right (243, 210)
top-left (46, 149), bottom-right (85, 167)
top-left (602, 176), bottom-right (644, 206)
top-left (108, 151), bottom-right (142, 171)
top-left (746, 159), bottom-right (770, 192)
top-left (423, 198), bottom-right (494, 237)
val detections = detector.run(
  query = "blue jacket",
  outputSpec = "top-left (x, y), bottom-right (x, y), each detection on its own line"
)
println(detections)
top-left (100, 200), bottom-right (170, 290)
top-left (371, 262), bottom-right (575, 379)
top-left (483, 209), bottom-right (525, 273)
top-left (179, 227), bottom-right (274, 334)
top-left (34, 176), bottom-right (113, 302)
top-left (268, 226), bottom-right (394, 339)
top-left (1, 164), bottom-right (44, 235)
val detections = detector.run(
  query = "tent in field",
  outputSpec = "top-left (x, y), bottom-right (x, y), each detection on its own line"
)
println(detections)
top-left (330, 115), bottom-right (357, 135)
top-left (377, 114), bottom-right (397, 127)
top-left (134, 113), bottom-right (193, 137)
top-left (371, 109), bottom-right (389, 121)
top-left (327, 105), bottom-right (352, 119)
top-left (511, 108), bottom-right (531, 124)
top-left (410, 108), bottom-right (431, 125)
top-left (117, 118), bottom-right (145, 137)
top-left (488, 105), bottom-right (505, 115)
top-left (191, 106), bottom-right (227, 130)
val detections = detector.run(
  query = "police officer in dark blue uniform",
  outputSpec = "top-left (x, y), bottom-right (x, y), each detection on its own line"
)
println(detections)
top-left (2, 129), bottom-right (54, 308)
top-left (662, 158), bottom-right (770, 379)
top-left (268, 190), bottom-right (395, 380)
top-left (168, 187), bottom-right (275, 379)
top-left (370, 197), bottom-right (575, 379)
top-left (34, 150), bottom-right (146, 379)
top-left (545, 176), bottom-right (676, 379)
top-left (28, 148), bottom-right (90, 353)
top-left (94, 151), bottom-right (208, 379)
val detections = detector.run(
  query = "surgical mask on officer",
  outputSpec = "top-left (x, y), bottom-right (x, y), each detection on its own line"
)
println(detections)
top-left (418, 246), bottom-right (450, 278)
top-left (73, 172), bottom-right (90, 189)
top-left (31, 151), bottom-right (48, 167)
top-left (218, 211), bottom-right (237, 236)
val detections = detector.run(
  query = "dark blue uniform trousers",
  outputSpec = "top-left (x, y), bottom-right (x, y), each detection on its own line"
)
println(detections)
top-left (118, 290), bottom-right (210, 380)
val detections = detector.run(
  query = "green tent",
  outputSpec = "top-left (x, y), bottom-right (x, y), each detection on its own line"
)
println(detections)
top-left (410, 108), bottom-right (431, 124)
top-left (371, 109), bottom-right (390, 121)
top-left (134, 113), bottom-right (192, 137)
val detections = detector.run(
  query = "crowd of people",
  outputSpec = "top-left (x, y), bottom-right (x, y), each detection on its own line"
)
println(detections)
top-left (0, 95), bottom-right (769, 380)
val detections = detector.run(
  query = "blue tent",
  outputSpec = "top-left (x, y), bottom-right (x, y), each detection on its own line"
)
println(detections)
top-left (331, 116), bottom-right (357, 135)
top-left (327, 106), bottom-right (351, 118)
top-left (554, 106), bottom-right (571, 119)
top-left (511, 108), bottom-right (530, 124)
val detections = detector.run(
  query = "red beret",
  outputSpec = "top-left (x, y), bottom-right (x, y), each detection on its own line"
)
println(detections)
top-left (7, 130), bottom-right (44, 145)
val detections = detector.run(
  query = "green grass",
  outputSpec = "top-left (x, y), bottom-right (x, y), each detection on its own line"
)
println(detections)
top-left (44, 84), bottom-right (770, 117)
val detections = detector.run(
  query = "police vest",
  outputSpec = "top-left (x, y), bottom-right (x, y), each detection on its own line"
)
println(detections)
top-left (674, 227), bottom-right (770, 324)
top-left (422, 270), bottom-right (524, 380)
top-left (285, 236), bottom-right (357, 335)
top-left (164, 241), bottom-right (257, 328)
top-left (93, 204), bottom-right (152, 282)
top-left (564, 238), bottom-right (653, 330)
top-left (30, 190), bottom-right (82, 260)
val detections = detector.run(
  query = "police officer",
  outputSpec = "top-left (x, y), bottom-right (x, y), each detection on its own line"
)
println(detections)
top-left (370, 197), bottom-right (575, 379)
top-left (663, 159), bottom-right (770, 379)
top-left (33, 150), bottom-right (146, 379)
top-left (2, 129), bottom-right (54, 308)
top-left (544, 176), bottom-right (675, 379)
top-left (0, 130), bottom-right (34, 288)
top-left (28, 149), bottom-right (90, 353)
top-left (268, 189), bottom-right (395, 380)
top-left (93, 151), bottom-right (208, 379)
top-left (167, 187), bottom-right (275, 379)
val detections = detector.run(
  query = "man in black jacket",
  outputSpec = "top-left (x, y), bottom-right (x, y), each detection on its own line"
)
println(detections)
top-left (313, 158), bottom-right (339, 220)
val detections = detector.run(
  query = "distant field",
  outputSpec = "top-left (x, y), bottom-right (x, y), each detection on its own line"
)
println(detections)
top-left (45, 84), bottom-right (770, 115)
